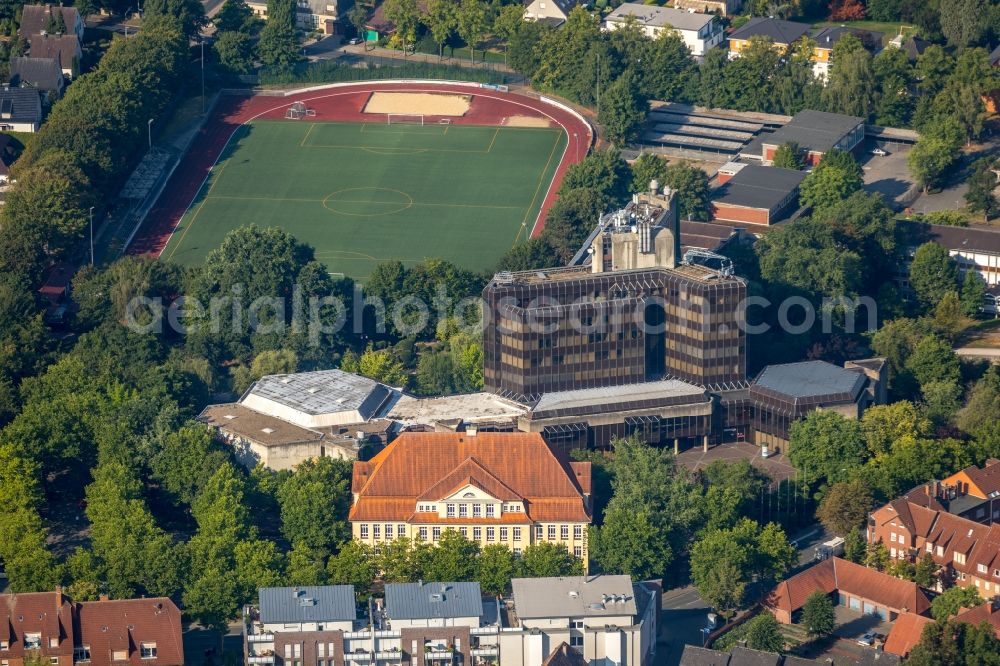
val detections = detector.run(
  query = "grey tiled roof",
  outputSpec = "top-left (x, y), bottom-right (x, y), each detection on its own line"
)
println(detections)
top-left (384, 582), bottom-right (484, 620)
top-left (10, 56), bottom-right (63, 91)
top-left (728, 17), bottom-right (809, 45)
top-left (711, 164), bottom-right (805, 211)
top-left (761, 109), bottom-right (863, 155)
top-left (0, 86), bottom-right (42, 124)
top-left (259, 586), bottom-right (357, 624)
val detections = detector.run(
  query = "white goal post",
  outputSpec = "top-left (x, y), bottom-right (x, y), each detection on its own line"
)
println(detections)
top-left (387, 113), bottom-right (425, 125)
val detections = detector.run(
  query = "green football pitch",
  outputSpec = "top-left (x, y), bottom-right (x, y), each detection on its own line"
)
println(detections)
top-left (161, 119), bottom-right (567, 280)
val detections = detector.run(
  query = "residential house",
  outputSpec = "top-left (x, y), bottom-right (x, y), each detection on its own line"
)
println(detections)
top-left (522, 0), bottom-right (580, 27)
top-left (727, 17), bottom-right (810, 58)
top-left (246, 0), bottom-right (344, 33)
top-left (759, 109), bottom-right (865, 166)
top-left (901, 460), bottom-right (1000, 526)
top-left (349, 431), bottom-right (592, 564)
top-left (883, 612), bottom-right (933, 658)
top-left (244, 578), bottom-right (659, 666)
top-left (748, 359), bottom-right (886, 450)
top-left (0, 86), bottom-right (42, 132)
top-left (19, 5), bottom-right (84, 42)
top-left (73, 597), bottom-right (183, 666)
top-left (868, 495), bottom-right (1000, 597)
top-left (28, 34), bottom-right (80, 78)
top-left (602, 4), bottom-right (724, 57)
top-left (896, 35), bottom-right (930, 62)
top-left (766, 557), bottom-right (932, 624)
top-left (9, 56), bottom-right (64, 99)
top-left (710, 163), bottom-right (806, 226)
top-left (0, 590), bottom-right (75, 666)
top-left (809, 26), bottom-right (883, 81)
top-left (671, 0), bottom-right (741, 17)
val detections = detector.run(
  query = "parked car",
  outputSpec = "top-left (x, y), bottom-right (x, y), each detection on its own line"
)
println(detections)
top-left (348, 37), bottom-right (362, 45)
top-left (871, 147), bottom-right (888, 156)
top-left (857, 632), bottom-right (877, 646)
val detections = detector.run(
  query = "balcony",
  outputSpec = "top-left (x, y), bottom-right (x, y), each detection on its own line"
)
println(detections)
top-left (346, 652), bottom-right (373, 662)
top-left (373, 652), bottom-right (404, 660)
top-left (248, 657), bottom-right (275, 665)
top-left (470, 648), bottom-right (498, 657)
top-left (247, 634), bottom-right (275, 643)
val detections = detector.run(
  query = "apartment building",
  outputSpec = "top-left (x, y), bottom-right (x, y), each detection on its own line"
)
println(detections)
top-left (902, 460), bottom-right (1000, 526)
top-left (0, 591), bottom-right (74, 666)
top-left (349, 432), bottom-right (592, 565)
top-left (869, 474), bottom-right (1000, 597)
top-left (602, 4), bottom-right (724, 57)
top-left (727, 17), bottom-right (809, 58)
top-left (244, 577), bottom-right (659, 666)
top-left (0, 591), bottom-right (182, 666)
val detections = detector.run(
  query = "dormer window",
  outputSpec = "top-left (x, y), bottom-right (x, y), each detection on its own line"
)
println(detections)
top-left (446, 504), bottom-right (456, 518)
top-left (112, 650), bottom-right (128, 662)
top-left (74, 646), bottom-right (90, 662)
top-left (140, 643), bottom-right (157, 659)
top-left (25, 634), bottom-right (41, 650)
top-left (486, 505), bottom-right (495, 518)
top-left (0, 641), bottom-right (8, 651)
top-left (50, 638), bottom-right (59, 648)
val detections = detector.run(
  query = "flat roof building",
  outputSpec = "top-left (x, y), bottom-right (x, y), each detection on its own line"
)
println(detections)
top-left (603, 4), bottom-right (723, 56)
top-left (710, 164), bottom-right (806, 226)
top-left (760, 109), bottom-right (865, 166)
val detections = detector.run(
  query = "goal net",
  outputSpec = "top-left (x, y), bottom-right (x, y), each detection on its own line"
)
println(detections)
top-left (286, 101), bottom-right (307, 120)
top-left (387, 113), bottom-right (424, 125)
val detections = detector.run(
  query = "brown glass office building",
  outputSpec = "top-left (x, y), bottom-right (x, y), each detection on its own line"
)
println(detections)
top-left (482, 263), bottom-right (747, 402)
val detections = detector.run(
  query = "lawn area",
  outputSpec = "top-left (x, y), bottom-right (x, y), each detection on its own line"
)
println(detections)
top-left (161, 119), bottom-right (566, 280)
top-left (810, 20), bottom-right (918, 44)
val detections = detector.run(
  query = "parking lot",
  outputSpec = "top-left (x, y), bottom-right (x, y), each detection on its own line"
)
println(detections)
top-left (861, 142), bottom-right (917, 210)
top-left (784, 606), bottom-right (896, 664)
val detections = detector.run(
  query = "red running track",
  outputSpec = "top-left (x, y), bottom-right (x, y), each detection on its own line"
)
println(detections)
top-left (127, 81), bottom-right (593, 258)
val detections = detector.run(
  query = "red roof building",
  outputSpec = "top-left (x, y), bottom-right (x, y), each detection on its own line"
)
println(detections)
top-left (766, 557), bottom-right (931, 624)
top-left (0, 591), bottom-right (75, 666)
top-left (350, 431), bottom-right (593, 566)
top-left (74, 597), bottom-right (183, 666)
top-left (883, 612), bottom-right (933, 657)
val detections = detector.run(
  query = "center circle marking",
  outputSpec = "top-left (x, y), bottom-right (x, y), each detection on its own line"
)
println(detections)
top-left (322, 187), bottom-right (413, 216)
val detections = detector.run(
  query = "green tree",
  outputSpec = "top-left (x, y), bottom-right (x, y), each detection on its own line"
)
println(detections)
top-left (801, 592), bottom-right (835, 637)
top-left (590, 507), bottom-right (671, 580)
top-left (957, 368), bottom-right (1000, 438)
top-left (348, 3), bottom-right (368, 38)
top-left (455, 0), bottom-right (490, 63)
top-left (183, 568), bottom-right (241, 633)
top-left (630, 152), bottom-right (667, 193)
top-left (908, 619), bottom-right (1000, 666)
top-left (598, 69), bottom-right (647, 146)
top-left (286, 543), bottom-right (329, 586)
top-left (931, 585), bottom-right (983, 621)
top-left (816, 480), bottom-right (874, 537)
top-left (477, 544), bottom-right (517, 596)
top-left (422, 0), bottom-right (455, 59)
top-left (663, 161), bottom-right (711, 221)
top-left (906, 334), bottom-right (960, 388)
top-left (788, 411), bottom-right (867, 486)
top-left (426, 530), bottom-right (480, 582)
top-left (383, 0), bottom-right (419, 52)
top-left (860, 401), bottom-right (932, 457)
top-left (822, 46), bottom-right (876, 119)
top-left (519, 542), bottom-right (583, 578)
top-left (641, 30), bottom-right (699, 103)
top-left (327, 541), bottom-right (376, 599)
top-left (966, 159), bottom-right (999, 222)
top-left (258, 0), bottom-right (299, 70)
top-left (150, 424), bottom-right (228, 506)
top-left (843, 529), bottom-right (866, 563)
top-left (341, 343), bottom-right (408, 387)
top-left (215, 0), bottom-right (256, 32)
top-left (277, 456), bottom-right (352, 556)
top-left (415, 351), bottom-right (456, 396)
top-left (908, 128), bottom-right (961, 193)
top-left (743, 613), bottom-right (785, 652)
top-left (909, 242), bottom-right (959, 310)
top-left (799, 150), bottom-right (864, 214)
top-left (772, 142), bottom-right (803, 170)
top-left (143, 0), bottom-right (207, 38)
top-left (940, 0), bottom-right (989, 47)
top-left (214, 31), bottom-right (256, 75)
top-left (914, 553), bottom-right (939, 588)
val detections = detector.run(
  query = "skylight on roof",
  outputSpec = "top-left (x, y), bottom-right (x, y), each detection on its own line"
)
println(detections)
top-left (261, 428), bottom-right (275, 434)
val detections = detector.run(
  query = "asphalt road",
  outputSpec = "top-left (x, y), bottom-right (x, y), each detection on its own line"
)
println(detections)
top-left (656, 525), bottom-right (831, 666)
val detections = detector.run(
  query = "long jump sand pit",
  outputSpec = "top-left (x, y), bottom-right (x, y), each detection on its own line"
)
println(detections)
top-left (363, 92), bottom-right (472, 116)
top-left (505, 115), bottom-right (553, 128)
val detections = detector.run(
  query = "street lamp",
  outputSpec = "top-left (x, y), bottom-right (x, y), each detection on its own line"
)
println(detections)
top-left (147, 118), bottom-right (153, 150)
top-left (88, 206), bottom-right (95, 266)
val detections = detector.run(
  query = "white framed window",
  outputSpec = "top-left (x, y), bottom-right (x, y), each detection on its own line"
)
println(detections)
top-left (473, 527), bottom-right (482, 540)
top-left (571, 620), bottom-right (584, 629)
top-left (50, 658), bottom-right (59, 665)
top-left (486, 505), bottom-right (495, 517)
top-left (513, 547), bottom-right (522, 556)
top-left (978, 564), bottom-right (988, 574)
top-left (360, 524), bottom-right (369, 539)
top-left (513, 527), bottom-right (522, 541)
top-left (926, 543), bottom-right (933, 553)
top-left (473, 504), bottom-right (482, 517)
top-left (373, 524), bottom-right (381, 539)
top-left (460, 527), bottom-right (468, 537)
top-left (397, 524), bottom-right (406, 537)
top-left (548, 525), bottom-right (556, 540)
top-left (459, 504), bottom-right (468, 517)
top-left (0, 642), bottom-right (8, 651)
top-left (140, 643), bottom-right (157, 659)
top-left (573, 525), bottom-right (582, 539)
top-left (890, 533), bottom-right (897, 543)
top-left (446, 504), bottom-right (456, 517)
top-left (74, 647), bottom-right (90, 663)
top-left (24, 634), bottom-right (41, 650)
top-left (432, 527), bottom-right (441, 541)
top-left (561, 525), bottom-right (569, 540)
top-left (574, 546), bottom-right (582, 558)
top-left (50, 638), bottom-right (60, 649)
top-left (384, 524), bottom-right (393, 540)
top-left (486, 527), bottom-right (495, 541)
top-left (569, 636), bottom-right (582, 648)
top-left (318, 643), bottom-right (326, 658)
top-left (419, 527), bottom-right (428, 541)
top-left (112, 651), bottom-right (128, 662)
top-left (500, 527), bottom-right (509, 541)
top-left (535, 525), bottom-right (544, 539)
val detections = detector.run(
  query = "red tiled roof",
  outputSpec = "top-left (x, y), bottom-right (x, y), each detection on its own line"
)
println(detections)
top-left (767, 558), bottom-right (931, 616)
top-left (28, 33), bottom-right (79, 69)
top-left (884, 612), bottom-right (933, 657)
top-left (542, 643), bottom-right (588, 666)
top-left (0, 591), bottom-right (74, 658)
top-left (350, 432), bottom-right (591, 523)
top-left (74, 598), bottom-right (183, 666)
top-left (962, 459), bottom-right (1000, 498)
top-left (956, 602), bottom-right (1000, 637)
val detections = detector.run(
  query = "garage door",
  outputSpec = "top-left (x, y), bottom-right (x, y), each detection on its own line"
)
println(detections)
top-left (850, 597), bottom-right (861, 611)
top-left (864, 602), bottom-right (876, 615)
